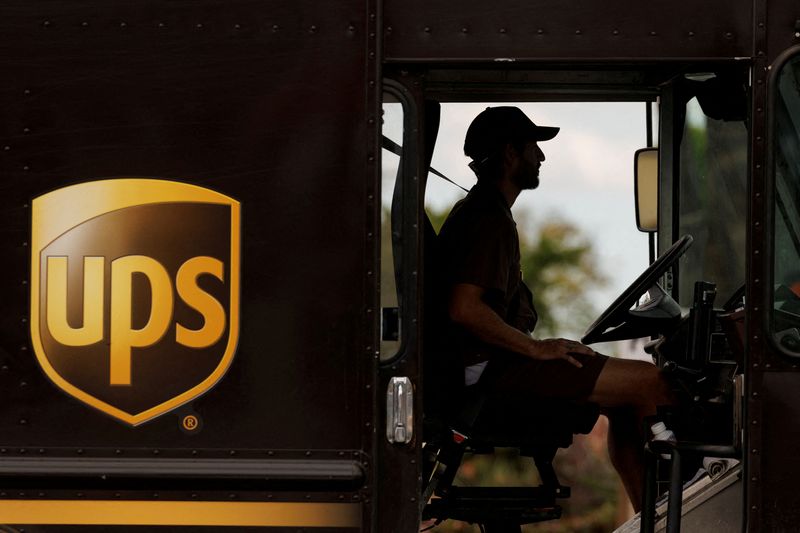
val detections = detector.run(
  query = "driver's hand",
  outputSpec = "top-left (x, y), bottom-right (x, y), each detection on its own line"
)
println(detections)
top-left (528, 338), bottom-right (596, 368)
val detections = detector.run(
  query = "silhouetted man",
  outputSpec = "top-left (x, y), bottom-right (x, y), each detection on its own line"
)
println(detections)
top-left (437, 106), bottom-right (673, 510)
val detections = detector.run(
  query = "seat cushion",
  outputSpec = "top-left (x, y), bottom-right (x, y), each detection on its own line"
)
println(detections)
top-left (471, 393), bottom-right (600, 447)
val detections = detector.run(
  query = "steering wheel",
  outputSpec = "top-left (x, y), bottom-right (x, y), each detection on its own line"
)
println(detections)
top-left (581, 235), bottom-right (693, 345)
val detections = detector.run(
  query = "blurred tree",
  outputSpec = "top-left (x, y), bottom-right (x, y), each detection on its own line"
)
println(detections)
top-left (426, 207), bottom-right (448, 234)
top-left (519, 220), bottom-right (607, 338)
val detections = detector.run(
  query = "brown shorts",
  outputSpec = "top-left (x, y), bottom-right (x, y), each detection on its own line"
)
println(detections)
top-left (481, 351), bottom-right (609, 403)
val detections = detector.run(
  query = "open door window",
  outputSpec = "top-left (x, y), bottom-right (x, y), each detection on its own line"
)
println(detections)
top-left (380, 93), bottom-right (405, 361)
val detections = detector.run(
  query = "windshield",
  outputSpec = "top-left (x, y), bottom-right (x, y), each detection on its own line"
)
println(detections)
top-left (772, 54), bottom-right (800, 353)
top-left (678, 96), bottom-right (748, 305)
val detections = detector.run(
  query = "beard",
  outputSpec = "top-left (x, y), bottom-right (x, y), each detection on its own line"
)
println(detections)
top-left (512, 161), bottom-right (540, 190)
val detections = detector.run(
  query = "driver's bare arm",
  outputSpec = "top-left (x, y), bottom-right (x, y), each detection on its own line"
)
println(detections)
top-left (449, 283), bottom-right (594, 368)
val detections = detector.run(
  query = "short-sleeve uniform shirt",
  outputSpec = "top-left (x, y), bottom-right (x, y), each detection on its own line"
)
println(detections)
top-left (436, 181), bottom-right (537, 368)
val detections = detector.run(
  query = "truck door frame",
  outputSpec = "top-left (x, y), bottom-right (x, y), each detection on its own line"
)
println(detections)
top-left (376, 76), bottom-right (426, 533)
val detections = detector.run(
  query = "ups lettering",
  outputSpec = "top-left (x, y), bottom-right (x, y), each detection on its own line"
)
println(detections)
top-left (31, 179), bottom-right (239, 425)
top-left (45, 255), bottom-right (225, 386)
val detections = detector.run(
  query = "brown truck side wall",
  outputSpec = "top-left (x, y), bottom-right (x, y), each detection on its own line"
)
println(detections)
top-left (0, 0), bottom-right (375, 453)
top-left (384, 0), bottom-right (754, 61)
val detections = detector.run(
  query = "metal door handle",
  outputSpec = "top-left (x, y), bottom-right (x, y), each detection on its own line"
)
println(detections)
top-left (386, 377), bottom-right (413, 444)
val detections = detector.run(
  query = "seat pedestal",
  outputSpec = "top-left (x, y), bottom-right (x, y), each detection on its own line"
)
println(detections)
top-left (424, 485), bottom-right (566, 527)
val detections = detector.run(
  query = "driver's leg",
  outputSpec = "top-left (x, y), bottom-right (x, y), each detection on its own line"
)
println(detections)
top-left (605, 406), bottom-right (646, 511)
top-left (588, 358), bottom-right (675, 511)
top-left (588, 358), bottom-right (674, 413)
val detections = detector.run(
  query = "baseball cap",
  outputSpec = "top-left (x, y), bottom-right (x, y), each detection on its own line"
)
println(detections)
top-left (463, 106), bottom-right (559, 161)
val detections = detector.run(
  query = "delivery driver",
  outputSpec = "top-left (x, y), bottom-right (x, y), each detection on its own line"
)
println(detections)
top-left (436, 106), bottom-right (674, 510)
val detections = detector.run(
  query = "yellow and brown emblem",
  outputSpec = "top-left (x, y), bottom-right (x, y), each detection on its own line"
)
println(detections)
top-left (30, 179), bottom-right (240, 426)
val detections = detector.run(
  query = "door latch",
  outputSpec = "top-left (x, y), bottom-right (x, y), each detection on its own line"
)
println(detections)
top-left (386, 377), bottom-right (414, 444)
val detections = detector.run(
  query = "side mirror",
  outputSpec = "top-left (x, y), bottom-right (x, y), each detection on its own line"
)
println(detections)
top-left (634, 148), bottom-right (658, 232)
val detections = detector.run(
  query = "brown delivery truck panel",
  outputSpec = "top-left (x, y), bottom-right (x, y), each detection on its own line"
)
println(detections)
top-left (0, 1), bottom-right (379, 528)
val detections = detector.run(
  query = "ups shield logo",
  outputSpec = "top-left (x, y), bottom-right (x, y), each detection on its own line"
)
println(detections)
top-left (30, 179), bottom-right (240, 426)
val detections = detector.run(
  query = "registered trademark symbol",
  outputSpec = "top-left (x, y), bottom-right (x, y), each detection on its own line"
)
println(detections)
top-left (182, 415), bottom-right (199, 431)
top-left (178, 412), bottom-right (203, 434)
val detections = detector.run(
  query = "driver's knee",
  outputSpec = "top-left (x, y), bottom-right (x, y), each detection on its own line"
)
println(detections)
top-left (645, 363), bottom-right (676, 406)
top-left (622, 360), bottom-right (672, 402)
top-left (591, 358), bottom-right (673, 409)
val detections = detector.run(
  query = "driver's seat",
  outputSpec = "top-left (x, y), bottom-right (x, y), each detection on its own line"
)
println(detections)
top-left (421, 350), bottom-right (601, 532)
